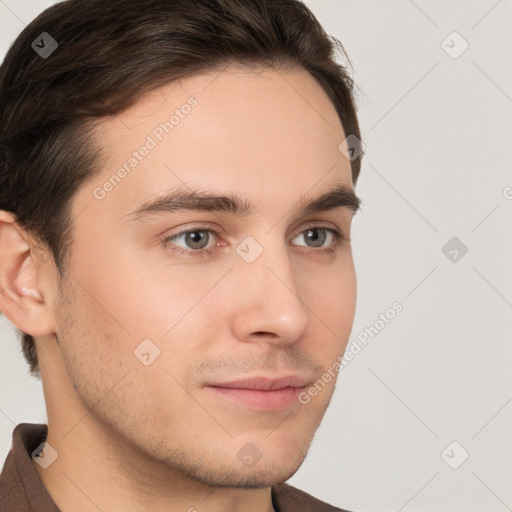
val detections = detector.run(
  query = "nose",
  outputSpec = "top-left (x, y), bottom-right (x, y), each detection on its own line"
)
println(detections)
top-left (229, 239), bottom-right (311, 348)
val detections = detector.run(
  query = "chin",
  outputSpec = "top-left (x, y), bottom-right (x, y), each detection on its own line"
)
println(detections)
top-left (158, 436), bottom-right (310, 489)
top-left (187, 457), bottom-right (306, 489)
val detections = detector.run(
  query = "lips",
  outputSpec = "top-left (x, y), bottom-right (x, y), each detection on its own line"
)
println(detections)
top-left (205, 375), bottom-right (312, 411)
top-left (206, 375), bottom-right (312, 391)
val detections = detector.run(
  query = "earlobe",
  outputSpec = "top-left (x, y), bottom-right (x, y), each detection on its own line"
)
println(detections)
top-left (0, 210), bottom-right (55, 337)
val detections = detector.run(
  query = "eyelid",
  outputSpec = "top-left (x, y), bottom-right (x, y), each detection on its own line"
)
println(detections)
top-left (293, 220), bottom-right (343, 238)
top-left (162, 222), bottom-right (221, 247)
top-left (163, 220), bottom-right (345, 241)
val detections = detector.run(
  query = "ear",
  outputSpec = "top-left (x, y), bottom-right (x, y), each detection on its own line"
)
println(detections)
top-left (0, 210), bottom-right (56, 337)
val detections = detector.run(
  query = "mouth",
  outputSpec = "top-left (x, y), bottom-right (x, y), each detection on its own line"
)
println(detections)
top-left (204, 375), bottom-right (312, 411)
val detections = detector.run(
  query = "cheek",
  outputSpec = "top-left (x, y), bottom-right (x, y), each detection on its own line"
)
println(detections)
top-left (69, 240), bottom-right (187, 343)
top-left (55, 286), bottom-right (196, 434)
top-left (59, 236), bottom-right (224, 416)
top-left (306, 254), bottom-right (357, 348)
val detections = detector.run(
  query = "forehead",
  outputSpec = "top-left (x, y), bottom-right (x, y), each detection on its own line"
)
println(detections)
top-left (75, 65), bottom-right (353, 222)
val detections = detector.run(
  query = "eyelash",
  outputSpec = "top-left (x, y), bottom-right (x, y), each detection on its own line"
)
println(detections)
top-left (161, 223), bottom-right (349, 259)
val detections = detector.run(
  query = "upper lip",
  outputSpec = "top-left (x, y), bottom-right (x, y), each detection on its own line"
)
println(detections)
top-left (207, 375), bottom-right (312, 391)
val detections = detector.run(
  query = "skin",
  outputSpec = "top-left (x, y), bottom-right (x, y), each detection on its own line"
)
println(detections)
top-left (0, 65), bottom-right (358, 512)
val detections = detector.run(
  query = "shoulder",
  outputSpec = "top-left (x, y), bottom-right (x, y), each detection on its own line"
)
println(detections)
top-left (271, 482), bottom-right (354, 512)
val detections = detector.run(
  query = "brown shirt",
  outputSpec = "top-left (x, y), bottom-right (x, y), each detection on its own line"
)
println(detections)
top-left (0, 423), bottom-right (351, 511)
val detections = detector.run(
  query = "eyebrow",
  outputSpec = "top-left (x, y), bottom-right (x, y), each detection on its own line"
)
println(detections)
top-left (123, 183), bottom-right (361, 222)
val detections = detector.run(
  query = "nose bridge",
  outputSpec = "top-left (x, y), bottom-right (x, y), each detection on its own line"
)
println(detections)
top-left (230, 230), bottom-right (310, 342)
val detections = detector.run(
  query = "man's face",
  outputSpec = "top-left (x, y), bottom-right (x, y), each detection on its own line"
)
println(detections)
top-left (48, 65), bottom-right (358, 487)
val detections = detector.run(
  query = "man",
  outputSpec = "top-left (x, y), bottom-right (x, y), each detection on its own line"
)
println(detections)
top-left (0, 0), bottom-right (363, 510)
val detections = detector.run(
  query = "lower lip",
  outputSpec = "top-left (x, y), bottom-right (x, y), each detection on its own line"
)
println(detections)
top-left (205, 386), bottom-right (307, 411)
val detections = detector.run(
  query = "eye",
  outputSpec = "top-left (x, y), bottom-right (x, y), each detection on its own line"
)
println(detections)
top-left (163, 226), bottom-right (220, 258)
top-left (161, 223), bottom-right (348, 258)
top-left (291, 226), bottom-right (342, 249)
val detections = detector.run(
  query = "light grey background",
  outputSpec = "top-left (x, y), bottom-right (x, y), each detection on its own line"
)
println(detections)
top-left (1, 1), bottom-right (511, 511)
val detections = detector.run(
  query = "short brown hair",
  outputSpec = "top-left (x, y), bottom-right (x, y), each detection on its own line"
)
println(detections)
top-left (0, 0), bottom-right (363, 378)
